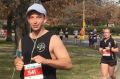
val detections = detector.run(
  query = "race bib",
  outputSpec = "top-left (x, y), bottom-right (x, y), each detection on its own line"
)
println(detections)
top-left (102, 49), bottom-right (111, 56)
top-left (24, 63), bottom-right (43, 79)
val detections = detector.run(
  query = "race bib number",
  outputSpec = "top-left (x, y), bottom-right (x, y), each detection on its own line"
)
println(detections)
top-left (24, 63), bottom-right (43, 79)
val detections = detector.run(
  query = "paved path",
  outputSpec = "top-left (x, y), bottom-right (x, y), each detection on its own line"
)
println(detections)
top-left (116, 60), bottom-right (120, 79)
top-left (116, 55), bottom-right (120, 79)
top-left (114, 38), bottom-right (120, 79)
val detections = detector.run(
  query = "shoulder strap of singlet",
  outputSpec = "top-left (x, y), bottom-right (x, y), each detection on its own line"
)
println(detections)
top-left (45, 31), bottom-right (55, 45)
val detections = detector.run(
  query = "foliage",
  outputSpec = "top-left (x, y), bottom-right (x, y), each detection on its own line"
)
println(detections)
top-left (45, 24), bottom-right (120, 35)
top-left (0, 0), bottom-right (120, 42)
top-left (86, 25), bottom-right (120, 35)
top-left (0, 21), bottom-right (3, 28)
top-left (45, 24), bottom-right (80, 34)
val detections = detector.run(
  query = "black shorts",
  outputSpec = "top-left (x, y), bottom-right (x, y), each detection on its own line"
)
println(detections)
top-left (100, 57), bottom-right (117, 66)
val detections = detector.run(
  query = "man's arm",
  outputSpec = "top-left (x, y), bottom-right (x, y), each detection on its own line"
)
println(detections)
top-left (47, 35), bottom-right (72, 69)
top-left (14, 39), bottom-right (24, 71)
top-left (32, 35), bottom-right (72, 70)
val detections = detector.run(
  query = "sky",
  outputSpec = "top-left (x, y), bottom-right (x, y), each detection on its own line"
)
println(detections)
top-left (102, 0), bottom-right (119, 3)
top-left (112, 0), bottom-right (119, 2)
top-left (114, 0), bottom-right (119, 2)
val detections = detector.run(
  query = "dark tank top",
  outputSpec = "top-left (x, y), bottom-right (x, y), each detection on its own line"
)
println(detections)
top-left (20, 32), bottom-right (56, 79)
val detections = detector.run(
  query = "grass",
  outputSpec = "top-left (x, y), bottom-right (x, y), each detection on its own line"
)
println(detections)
top-left (0, 42), bottom-right (101, 79)
top-left (57, 45), bottom-right (101, 79)
top-left (0, 42), bottom-right (19, 79)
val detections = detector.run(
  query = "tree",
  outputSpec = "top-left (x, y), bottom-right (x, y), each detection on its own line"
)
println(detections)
top-left (1, 0), bottom-right (18, 41)
top-left (0, 0), bottom-right (51, 45)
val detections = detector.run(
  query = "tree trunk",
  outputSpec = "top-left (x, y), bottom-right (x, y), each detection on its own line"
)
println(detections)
top-left (6, 11), bottom-right (13, 41)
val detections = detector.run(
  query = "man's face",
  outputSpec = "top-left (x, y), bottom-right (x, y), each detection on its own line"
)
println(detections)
top-left (103, 29), bottom-right (111, 39)
top-left (27, 12), bottom-right (47, 31)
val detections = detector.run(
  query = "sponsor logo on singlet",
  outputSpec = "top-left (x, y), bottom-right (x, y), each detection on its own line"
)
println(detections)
top-left (36, 43), bottom-right (46, 52)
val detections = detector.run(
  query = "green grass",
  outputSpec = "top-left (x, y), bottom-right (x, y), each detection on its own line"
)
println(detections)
top-left (0, 42), bottom-right (19, 79)
top-left (0, 43), bottom-right (101, 79)
top-left (57, 45), bottom-right (101, 79)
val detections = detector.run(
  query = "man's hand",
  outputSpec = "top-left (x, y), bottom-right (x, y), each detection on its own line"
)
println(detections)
top-left (14, 57), bottom-right (24, 71)
top-left (31, 55), bottom-right (48, 64)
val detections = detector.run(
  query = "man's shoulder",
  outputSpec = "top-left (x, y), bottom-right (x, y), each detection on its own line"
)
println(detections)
top-left (49, 34), bottom-right (62, 51)
top-left (50, 34), bottom-right (61, 43)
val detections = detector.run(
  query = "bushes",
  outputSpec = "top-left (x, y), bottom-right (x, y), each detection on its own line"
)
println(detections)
top-left (45, 24), bottom-right (120, 35)
top-left (86, 25), bottom-right (120, 35)
top-left (110, 26), bottom-right (120, 35)
top-left (45, 24), bottom-right (80, 35)
top-left (86, 25), bottom-right (105, 34)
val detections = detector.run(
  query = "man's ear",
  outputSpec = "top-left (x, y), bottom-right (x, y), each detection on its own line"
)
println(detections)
top-left (43, 17), bottom-right (47, 24)
top-left (27, 17), bottom-right (30, 24)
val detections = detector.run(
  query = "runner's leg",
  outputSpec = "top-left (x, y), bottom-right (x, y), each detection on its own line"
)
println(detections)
top-left (108, 65), bottom-right (116, 79)
top-left (101, 63), bottom-right (109, 79)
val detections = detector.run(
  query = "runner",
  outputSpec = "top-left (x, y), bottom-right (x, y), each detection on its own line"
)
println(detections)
top-left (64, 28), bottom-right (69, 40)
top-left (73, 29), bottom-right (78, 44)
top-left (99, 28), bottom-right (119, 79)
